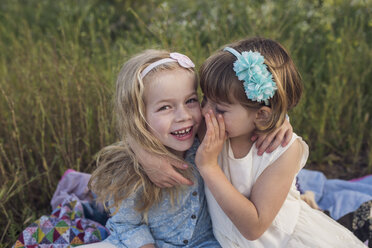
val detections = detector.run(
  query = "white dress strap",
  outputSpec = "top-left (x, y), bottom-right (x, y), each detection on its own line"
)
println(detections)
top-left (251, 133), bottom-right (309, 182)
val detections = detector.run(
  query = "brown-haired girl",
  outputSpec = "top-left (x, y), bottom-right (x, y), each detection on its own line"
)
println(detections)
top-left (195, 37), bottom-right (365, 247)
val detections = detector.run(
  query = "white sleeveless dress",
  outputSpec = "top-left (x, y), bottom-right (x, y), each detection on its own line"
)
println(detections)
top-left (205, 133), bottom-right (366, 247)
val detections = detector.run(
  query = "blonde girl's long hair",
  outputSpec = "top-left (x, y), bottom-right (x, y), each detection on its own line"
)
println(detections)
top-left (89, 49), bottom-right (195, 216)
top-left (200, 37), bottom-right (303, 134)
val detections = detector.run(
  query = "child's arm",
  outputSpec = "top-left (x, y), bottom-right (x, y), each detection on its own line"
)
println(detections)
top-left (196, 111), bottom-right (303, 240)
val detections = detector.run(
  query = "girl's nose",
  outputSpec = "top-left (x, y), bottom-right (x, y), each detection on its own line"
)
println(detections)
top-left (175, 106), bottom-right (192, 122)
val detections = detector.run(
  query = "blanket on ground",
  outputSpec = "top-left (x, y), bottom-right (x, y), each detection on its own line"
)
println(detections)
top-left (13, 170), bottom-right (109, 248)
top-left (297, 169), bottom-right (372, 220)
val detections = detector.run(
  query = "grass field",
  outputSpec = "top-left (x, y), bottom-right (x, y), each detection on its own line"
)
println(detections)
top-left (0, 0), bottom-right (371, 246)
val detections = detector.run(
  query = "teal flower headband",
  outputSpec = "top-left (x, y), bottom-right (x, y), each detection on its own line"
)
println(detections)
top-left (224, 47), bottom-right (277, 106)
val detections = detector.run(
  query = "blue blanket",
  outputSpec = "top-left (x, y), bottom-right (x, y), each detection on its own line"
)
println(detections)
top-left (297, 169), bottom-right (372, 220)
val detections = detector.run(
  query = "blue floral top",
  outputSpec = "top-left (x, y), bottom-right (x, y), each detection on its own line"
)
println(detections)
top-left (104, 139), bottom-right (220, 248)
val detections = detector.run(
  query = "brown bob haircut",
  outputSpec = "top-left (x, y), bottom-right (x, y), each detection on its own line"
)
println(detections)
top-left (199, 37), bottom-right (303, 133)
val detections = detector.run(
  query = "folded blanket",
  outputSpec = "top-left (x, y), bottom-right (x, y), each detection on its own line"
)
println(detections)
top-left (297, 169), bottom-right (372, 220)
top-left (13, 196), bottom-right (109, 248)
top-left (13, 169), bottom-right (109, 248)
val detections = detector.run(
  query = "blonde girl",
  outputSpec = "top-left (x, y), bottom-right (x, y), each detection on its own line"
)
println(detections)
top-left (82, 50), bottom-right (221, 248)
top-left (195, 37), bottom-right (366, 247)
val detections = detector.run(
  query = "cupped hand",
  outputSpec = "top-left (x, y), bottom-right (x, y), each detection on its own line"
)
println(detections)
top-left (195, 110), bottom-right (226, 171)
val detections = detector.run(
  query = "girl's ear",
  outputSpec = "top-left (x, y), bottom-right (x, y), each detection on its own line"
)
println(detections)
top-left (255, 106), bottom-right (272, 124)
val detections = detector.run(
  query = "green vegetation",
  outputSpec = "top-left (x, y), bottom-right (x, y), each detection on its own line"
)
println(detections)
top-left (0, 0), bottom-right (371, 246)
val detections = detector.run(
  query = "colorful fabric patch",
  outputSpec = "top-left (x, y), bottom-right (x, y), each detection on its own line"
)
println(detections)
top-left (13, 200), bottom-right (109, 248)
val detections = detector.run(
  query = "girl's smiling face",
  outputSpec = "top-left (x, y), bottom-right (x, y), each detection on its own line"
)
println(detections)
top-left (144, 68), bottom-right (202, 156)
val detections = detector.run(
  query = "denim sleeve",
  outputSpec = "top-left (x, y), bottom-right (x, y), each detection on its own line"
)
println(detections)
top-left (105, 196), bottom-right (155, 248)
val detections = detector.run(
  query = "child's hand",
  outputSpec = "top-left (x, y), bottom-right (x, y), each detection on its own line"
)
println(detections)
top-left (128, 136), bottom-right (193, 187)
top-left (141, 155), bottom-right (193, 187)
top-left (300, 190), bottom-right (320, 210)
top-left (195, 110), bottom-right (226, 172)
top-left (251, 117), bottom-right (293, 155)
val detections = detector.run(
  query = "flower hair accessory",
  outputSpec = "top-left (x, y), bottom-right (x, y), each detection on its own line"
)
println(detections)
top-left (141, 52), bottom-right (195, 79)
top-left (224, 47), bottom-right (277, 105)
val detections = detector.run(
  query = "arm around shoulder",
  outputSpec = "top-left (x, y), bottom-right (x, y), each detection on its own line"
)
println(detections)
top-left (128, 136), bottom-right (193, 187)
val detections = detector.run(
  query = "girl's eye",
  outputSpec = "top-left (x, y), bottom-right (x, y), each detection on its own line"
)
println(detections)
top-left (158, 105), bottom-right (171, 111)
top-left (215, 107), bottom-right (226, 114)
top-left (186, 97), bottom-right (198, 105)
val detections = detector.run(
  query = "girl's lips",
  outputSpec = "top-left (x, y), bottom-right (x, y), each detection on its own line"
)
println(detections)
top-left (171, 126), bottom-right (194, 141)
